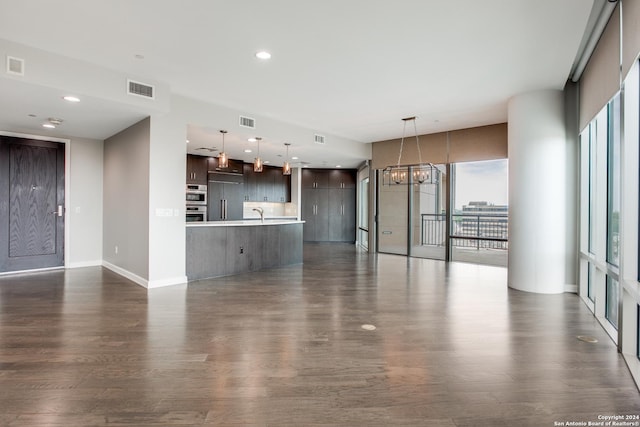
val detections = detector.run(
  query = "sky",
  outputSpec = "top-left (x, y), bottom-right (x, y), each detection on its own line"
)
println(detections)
top-left (453, 159), bottom-right (508, 210)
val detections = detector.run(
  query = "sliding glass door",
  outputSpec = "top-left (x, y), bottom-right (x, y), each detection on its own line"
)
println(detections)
top-left (377, 165), bottom-right (446, 258)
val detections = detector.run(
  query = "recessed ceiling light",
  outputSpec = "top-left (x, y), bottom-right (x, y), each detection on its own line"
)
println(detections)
top-left (292, 156), bottom-right (299, 160)
top-left (134, 54), bottom-right (145, 60)
top-left (42, 123), bottom-right (56, 129)
top-left (186, 139), bottom-right (190, 143)
top-left (336, 165), bottom-right (342, 168)
top-left (255, 51), bottom-right (271, 60)
top-left (264, 160), bottom-right (270, 164)
top-left (244, 149), bottom-right (252, 153)
top-left (63, 95), bottom-right (80, 102)
top-left (247, 137), bottom-right (257, 142)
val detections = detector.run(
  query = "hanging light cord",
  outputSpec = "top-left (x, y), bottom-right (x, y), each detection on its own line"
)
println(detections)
top-left (396, 120), bottom-right (406, 167)
top-left (413, 118), bottom-right (423, 165)
top-left (396, 117), bottom-right (422, 167)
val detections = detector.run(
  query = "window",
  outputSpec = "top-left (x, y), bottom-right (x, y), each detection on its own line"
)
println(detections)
top-left (450, 159), bottom-right (508, 267)
top-left (605, 275), bottom-right (619, 329)
top-left (607, 94), bottom-right (621, 266)
top-left (587, 263), bottom-right (595, 302)
top-left (589, 121), bottom-right (598, 254)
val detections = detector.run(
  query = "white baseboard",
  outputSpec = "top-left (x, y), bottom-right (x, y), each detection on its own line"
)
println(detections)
top-left (101, 261), bottom-right (188, 289)
top-left (564, 284), bottom-right (578, 293)
top-left (67, 260), bottom-right (102, 269)
top-left (102, 261), bottom-right (148, 288)
top-left (147, 276), bottom-right (188, 289)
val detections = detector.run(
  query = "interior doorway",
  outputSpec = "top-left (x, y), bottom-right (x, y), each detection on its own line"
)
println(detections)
top-left (0, 136), bottom-right (66, 273)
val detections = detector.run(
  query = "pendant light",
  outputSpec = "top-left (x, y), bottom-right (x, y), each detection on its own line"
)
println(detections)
top-left (382, 117), bottom-right (435, 185)
top-left (282, 143), bottom-right (291, 175)
top-left (254, 137), bottom-right (263, 172)
top-left (218, 130), bottom-right (228, 168)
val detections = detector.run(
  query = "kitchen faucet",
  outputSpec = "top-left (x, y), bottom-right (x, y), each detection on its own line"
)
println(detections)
top-left (252, 207), bottom-right (264, 222)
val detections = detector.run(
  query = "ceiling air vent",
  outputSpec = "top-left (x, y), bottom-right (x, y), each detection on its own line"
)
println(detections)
top-left (239, 115), bottom-right (256, 129)
top-left (127, 79), bottom-right (155, 99)
top-left (6, 56), bottom-right (24, 76)
top-left (314, 134), bottom-right (326, 145)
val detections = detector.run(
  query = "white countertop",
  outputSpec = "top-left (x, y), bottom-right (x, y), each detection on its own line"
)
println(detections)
top-left (187, 219), bottom-right (304, 227)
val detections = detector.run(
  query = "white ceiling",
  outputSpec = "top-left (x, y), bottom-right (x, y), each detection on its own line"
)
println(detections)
top-left (0, 0), bottom-right (595, 168)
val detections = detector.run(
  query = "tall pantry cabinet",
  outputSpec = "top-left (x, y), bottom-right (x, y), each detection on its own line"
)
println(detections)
top-left (301, 169), bottom-right (356, 242)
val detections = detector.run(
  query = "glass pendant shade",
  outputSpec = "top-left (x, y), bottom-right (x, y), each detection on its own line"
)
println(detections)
top-left (254, 157), bottom-right (263, 172)
top-left (218, 130), bottom-right (228, 168)
top-left (254, 137), bottom-right (263, 172)
top-left (282, 143), bottom-right (291, 175)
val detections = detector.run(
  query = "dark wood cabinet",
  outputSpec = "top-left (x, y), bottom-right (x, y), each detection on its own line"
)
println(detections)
top-left (207, 157), bottom-right (244, 175)
top-left (302, 188), bottom-right (329, 241)
top-left (328, 188), bottom-right (356, 242)
top-left (186, 154), bottom-right (209, 185)
top-left (301, 169), bottom-right (356, 242)
top-left (208, 174), bottom-right (244, 221)
top-left (243, 164), bottom-right (291, 202)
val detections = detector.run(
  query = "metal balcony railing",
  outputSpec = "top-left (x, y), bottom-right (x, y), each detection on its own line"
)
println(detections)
top-left (421, 213), bottom-right (509, 250)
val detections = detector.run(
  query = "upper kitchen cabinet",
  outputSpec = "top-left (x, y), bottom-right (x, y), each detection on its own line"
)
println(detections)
top-left (328, 169), bottom-right (356, 189)
top-left (207, 156), bottom-right (244, 175)
top-left (186, 154), bottom-right (209, 185)
top-left (302, 169), bottom-right (354, 189)
top-left (301, 169), bottom-right (329, 189)
top-left (243, 164), bottom-right (291, 202)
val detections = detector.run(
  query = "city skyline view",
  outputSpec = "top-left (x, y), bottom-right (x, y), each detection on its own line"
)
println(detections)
top-left (453, 159), bottom-right (509, 210)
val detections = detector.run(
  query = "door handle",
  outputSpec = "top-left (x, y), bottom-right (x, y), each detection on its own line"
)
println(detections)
top-left (51, 205), bottom-right (63, 217)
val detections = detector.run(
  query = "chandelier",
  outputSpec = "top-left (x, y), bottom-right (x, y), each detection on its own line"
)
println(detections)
top-left (382, 117), bottom-right (436, 185)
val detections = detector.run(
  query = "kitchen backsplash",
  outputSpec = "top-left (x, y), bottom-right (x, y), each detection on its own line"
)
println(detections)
top-left (243, 202), bottom-right (298, 219)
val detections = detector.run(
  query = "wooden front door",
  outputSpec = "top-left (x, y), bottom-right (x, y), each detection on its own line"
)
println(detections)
top-left (0, 136), bottom-right (65, 272)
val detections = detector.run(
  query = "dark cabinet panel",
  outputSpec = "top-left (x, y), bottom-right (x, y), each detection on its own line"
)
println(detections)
top-left (186, 154), bottom-right (209, 185)
top-left (226, 226), bottom-right (253, 275)
top-left (207, 157), bottom-right (244, 175)
top-left (208, 180), bottom-right (244, 221)
top-left (302, 169), bottom-right (329, 188)
top-left (329, 169), bottom-right (356, 188)
top-left (243, 164), bottom-right (290, 202)
top-left (327, 188), bottom-right (356, 242)
top-left (302, 169), bottom-right (357, 242)
top-left (243, 163), bottom-right (259, 201)
top-left (302, 188), bottom-right (329, 241)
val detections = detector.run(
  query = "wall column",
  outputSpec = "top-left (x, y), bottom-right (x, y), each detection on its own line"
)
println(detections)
top-left (508, 90), bottom-right (575, 294)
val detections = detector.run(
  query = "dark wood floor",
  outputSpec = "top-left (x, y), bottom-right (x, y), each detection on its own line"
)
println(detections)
top-left (0, 243), bottom-right (638, 426)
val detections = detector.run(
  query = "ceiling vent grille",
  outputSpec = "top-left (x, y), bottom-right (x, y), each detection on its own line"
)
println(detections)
top-left (314, 134), bottom-right (326, 145)
top-left (127, 79), bottom-right (155, 99)
top-left (239, 115), bottom-right (256, 129)
top-left (6, 56), bottom-right (24, 76)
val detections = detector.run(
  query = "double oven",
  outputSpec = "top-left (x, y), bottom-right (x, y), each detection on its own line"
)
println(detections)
top-left (186, 184), bottom-right (207, 222)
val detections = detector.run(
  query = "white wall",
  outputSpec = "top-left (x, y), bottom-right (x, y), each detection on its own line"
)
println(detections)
top-left (147, 109), bottom-right (188, 287)
top-left (103, 118), bottom-right (150, 284)
top-left (508, 90), bottom-right (576, 294)
top-left (68, 137), bottom-right (103, 267)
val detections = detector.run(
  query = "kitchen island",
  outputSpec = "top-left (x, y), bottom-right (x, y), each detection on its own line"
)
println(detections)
top-left (186, 219), bottom-right (303, 281)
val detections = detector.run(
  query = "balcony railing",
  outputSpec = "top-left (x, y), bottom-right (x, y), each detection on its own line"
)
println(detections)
top-left (421, 213), bottom-right (508, 250)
